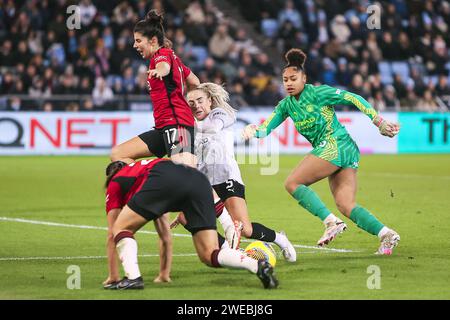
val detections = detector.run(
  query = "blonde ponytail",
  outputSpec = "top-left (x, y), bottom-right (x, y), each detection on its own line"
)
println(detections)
top-left (194, 83), bottom-right (237, 118)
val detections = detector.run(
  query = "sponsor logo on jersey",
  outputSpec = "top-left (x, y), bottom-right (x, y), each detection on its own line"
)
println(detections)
top-left (319, 140), bottom-right (327, 148)
top-left (306, 105), bottom-right (314, 112)
top-left (154, 55), bottom-right (169, 63)
top-left (296, 117), bottom-right (316, 129)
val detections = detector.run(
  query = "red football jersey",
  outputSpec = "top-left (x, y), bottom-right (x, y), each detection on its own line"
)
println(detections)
top-left (105, 158), bottom-right (167, 213)
top-left (148, 48), bottom-right (194, 129)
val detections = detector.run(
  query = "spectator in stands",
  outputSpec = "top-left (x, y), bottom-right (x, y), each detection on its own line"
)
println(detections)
top-left (417, 89), bottom-right (439, 112)
top-left (258, 80), bottom-right (284, 106)
top-left (400, 88), bottom-right (419, 111)
top-left (260, 11), bottom-right (279, 40)
top-left (65, 102), bottom-right (80, 112)
top-left (0, 40), bottom-right (15, 67)
top-left (229, 82), bottom-right (249, 109)
top-left (109, 38), bottom-right (131, 76)
top-left (435, 75), bottom-right (450, 96)
top-left (185, 0), bottom-right (206, 25)
top-left (54, 74), bottom-right (77, 95)
top-left (397, 32), bottom-right (413, 60)
top-left (182, 13), bottom-right (209, 46)
top-left (0, 72), bottom-right (14, 95)
top-left (208, 23), bottom-right (234, 62)
top-left (92, 77), bottom-right (114, 108)
top-left (316, 14), bottom-right (330, 45)
top-left (330, 15), bottom-right (350, 44)
top-left (321, 58), bottom-right (337, 86)
top-left (29, 77), bottom-right (50, 99)
top-left (111, 2), bottom-right (135, 39)
top-left (79, 0), bottom-right (97, 27)
top-left (42, 102), bottom-right (53, 112)
top-left (77, 77), bottom-right (92, 95)
top-left (278, 0), bottom-right (303, 30)
top-left (410, 68), bottom-right (427, 97)
top-left (1, 0), bottom-right (448, 111)
top-left (380, 32), bottom-right (400, 60)
top-left (349, 73), bottom-right (370, 99)
top-left (8, 97), bottom-right (22, 111)
top-left (234, 29), bottom-right (259, 55)
top-left (393, 74), bottom-right (407, 100)
top-left (255, 53), bottom-right (276, 77)
top-left (368, 74), bottom-right (384, 97)
top-left (366, 32), bottom-right (382, 62)
top-left (336, 58), bottom-right (352, 87)
top-left (369, 90), bottom-right (387, 112)
top-left (81, 99), bottom-right (95, 112)
top-left (383, 85), bottom-right (400, 110)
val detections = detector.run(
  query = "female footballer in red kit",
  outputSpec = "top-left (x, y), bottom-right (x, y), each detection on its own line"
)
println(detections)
top-left (110, 9), bottom-right (200, 168)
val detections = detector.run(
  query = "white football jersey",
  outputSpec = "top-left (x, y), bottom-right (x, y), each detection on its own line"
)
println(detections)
top-left (195, 108), bottom-right (244, 186)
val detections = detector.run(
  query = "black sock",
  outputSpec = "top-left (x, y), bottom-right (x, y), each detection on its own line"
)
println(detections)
top-left (217, 233), bottom-right (226, 248)
top-left (250, 223), bottom-right (276, 242)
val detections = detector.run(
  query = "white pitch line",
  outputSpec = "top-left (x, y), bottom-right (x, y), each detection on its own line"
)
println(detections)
top-left (0, 253), bottom-right (198, 262)
top-left (0, 216), bottom-right (191, 237)
top-left (0, 216), bottom-right (360, 253)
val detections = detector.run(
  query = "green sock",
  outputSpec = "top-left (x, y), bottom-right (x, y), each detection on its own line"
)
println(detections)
top-left (350, 205), bottom-right (384, 236)
top-left (292, 185), bottom-right (331, 221)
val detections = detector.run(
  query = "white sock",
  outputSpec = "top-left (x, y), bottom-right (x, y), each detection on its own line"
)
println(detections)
top-left (116, 237), bottom-right (141, 280)
top-left (217, 248), bottom-right (258, 274)
top-left (221, 238), bottom-right (230, 249)
top-left (324, 213), bottom-right (338, 226)
top-left (218, 206), bottom-right (234, 231)
top-left (378, 226), bottom-right (390, 239)
top-left (274, 232), bottom-right (289, 249)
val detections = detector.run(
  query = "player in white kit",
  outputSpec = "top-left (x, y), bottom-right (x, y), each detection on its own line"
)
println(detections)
top-left (183, 83), bottom-right (297, 262)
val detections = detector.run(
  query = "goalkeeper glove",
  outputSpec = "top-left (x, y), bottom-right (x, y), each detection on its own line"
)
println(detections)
top-left (242, 124), bottom-right (258, 140)
top-left (373, 115), bottom-right (400, 138)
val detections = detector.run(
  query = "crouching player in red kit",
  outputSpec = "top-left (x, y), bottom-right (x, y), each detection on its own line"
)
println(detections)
top-left (105, 159), bottom-right (279, 289)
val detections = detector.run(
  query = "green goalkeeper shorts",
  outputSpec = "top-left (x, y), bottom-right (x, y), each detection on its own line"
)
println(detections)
top-left (310, 134), bottom-right (360, 169)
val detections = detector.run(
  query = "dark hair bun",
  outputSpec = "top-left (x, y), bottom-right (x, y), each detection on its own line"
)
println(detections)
top-left (285, 48), bottom-right (307, 69)
top-left (145, 9), bottom-right (163, 27)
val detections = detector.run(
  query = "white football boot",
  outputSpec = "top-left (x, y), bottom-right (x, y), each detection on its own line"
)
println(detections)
top-left (225, 220), bottom-right (243, 250)
top-left (376, 229), bottom-right (400, 255)
top-left (317, 218), bottom-right (347, 247)
top-left (278, 231), bottom-right (297, 262)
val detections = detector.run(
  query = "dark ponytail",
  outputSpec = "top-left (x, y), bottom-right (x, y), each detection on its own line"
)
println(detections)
top-left (105, 161), bottom-right (127, 188)
top-left (134, 9), bottom-right (165, 45)
top-left (284, 48), bottom-right (307, 71)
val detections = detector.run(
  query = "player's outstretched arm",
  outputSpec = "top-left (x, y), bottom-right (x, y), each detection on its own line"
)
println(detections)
top-left (317, 85), bottom-right (401, 138)
top-left (154, 213), bottom-right (173, 283)
top-left (148, 61), bottom-right (171, 80)
top-left (242, 108), bottom-right (287, 140)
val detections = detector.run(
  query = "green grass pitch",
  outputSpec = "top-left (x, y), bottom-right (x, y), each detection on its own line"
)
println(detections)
top-left (0, 154), bottom-right (449, 299)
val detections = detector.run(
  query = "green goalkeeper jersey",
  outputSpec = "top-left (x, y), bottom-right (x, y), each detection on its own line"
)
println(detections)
top-left (255, 84), bottom-right (378, 148)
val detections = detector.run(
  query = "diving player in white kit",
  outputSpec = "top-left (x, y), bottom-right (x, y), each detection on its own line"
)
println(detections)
top-left (183, 83), bottom-right (296, 262)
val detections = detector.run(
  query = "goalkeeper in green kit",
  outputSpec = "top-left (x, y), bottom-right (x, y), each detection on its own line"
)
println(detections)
top-left (242, 48), bottom-right (400, 255)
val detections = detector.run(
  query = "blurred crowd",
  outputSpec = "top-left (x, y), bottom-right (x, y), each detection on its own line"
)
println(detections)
top-left (0, 0), bottom-right (449, 112)
top-left (236, 0), bottom-right (450, 111)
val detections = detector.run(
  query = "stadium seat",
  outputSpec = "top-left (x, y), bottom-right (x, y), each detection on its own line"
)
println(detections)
top-left (191, 46), bottom-right (209, 66)
top-left (379, 61), bottom-right (393, 85)
top-left (391, 61), bottom-right (410, 83)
